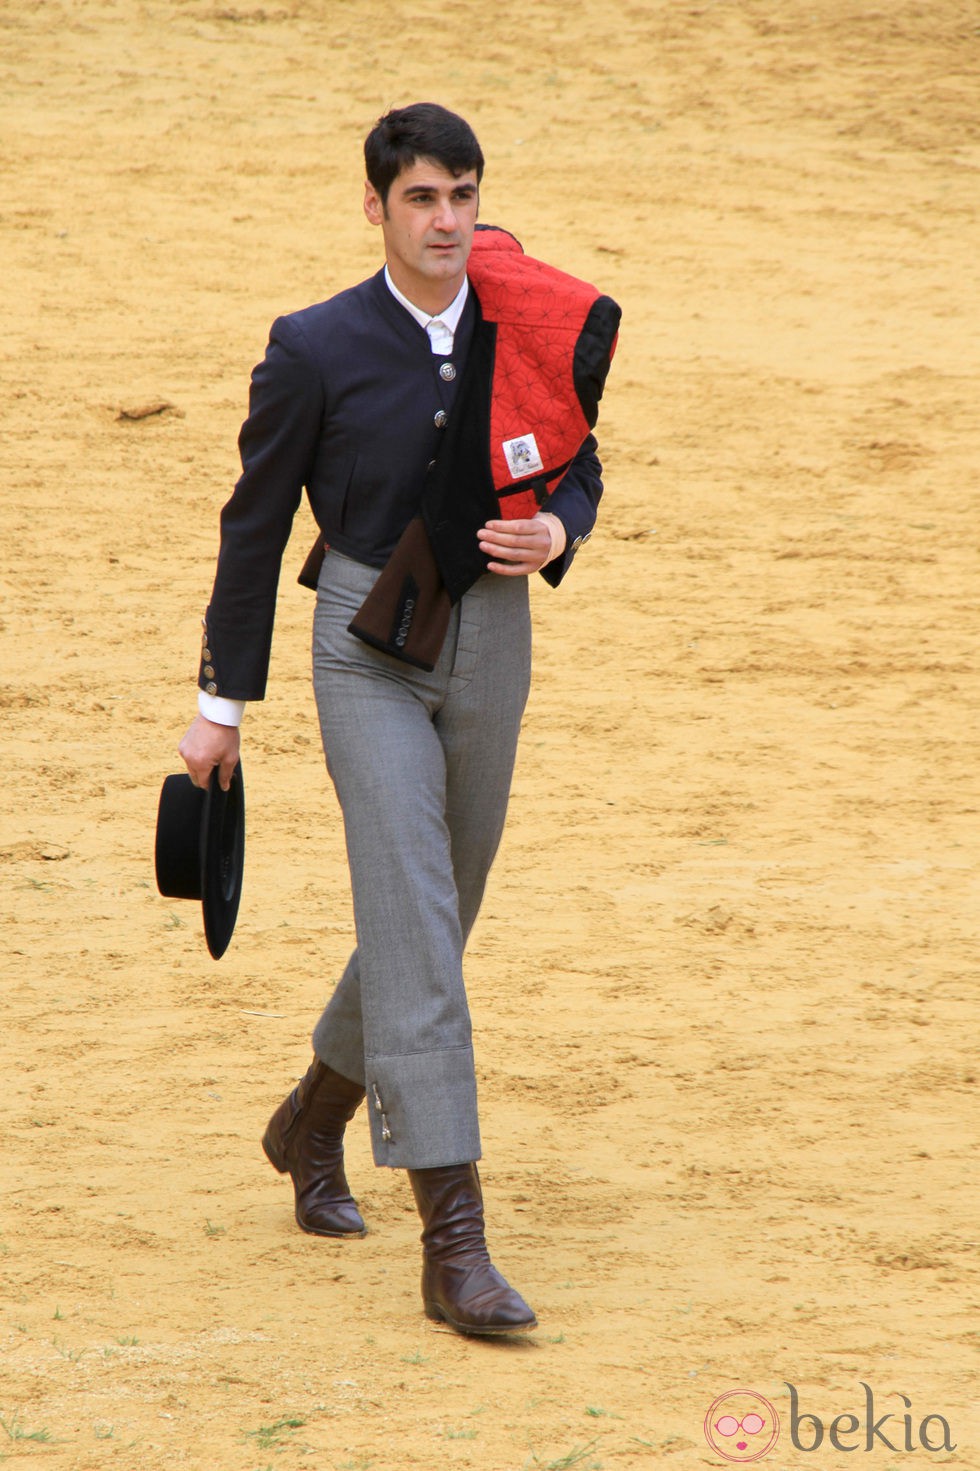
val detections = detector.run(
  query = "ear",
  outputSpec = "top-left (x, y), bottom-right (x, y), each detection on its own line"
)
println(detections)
top-left (363, 180), bottom-right (384, 226)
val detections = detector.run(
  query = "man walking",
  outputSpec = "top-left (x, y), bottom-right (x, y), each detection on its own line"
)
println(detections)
top-left (178, 103), bottom-right (619, 1335)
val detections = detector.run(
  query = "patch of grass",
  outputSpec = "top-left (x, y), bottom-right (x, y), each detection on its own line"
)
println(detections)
top-left (244, 1416), bottom-right (306, 1451)
top-left (526, 1438), bottom-right (602, 1471)
top-left (0, 1416), bottom-right (52, 1444)
top-left (399, 1349), bottom-right (427, 1364)
top-left (204, 1219), bottom-right (226, 1237)
top-left (164, 912), bottom-right (185, 929)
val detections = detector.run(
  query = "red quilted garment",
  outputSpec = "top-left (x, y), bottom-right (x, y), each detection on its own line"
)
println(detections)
top-left (468, 226), bottom-right (620, 520)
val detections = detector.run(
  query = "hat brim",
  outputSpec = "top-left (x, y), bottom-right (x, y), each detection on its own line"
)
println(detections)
top-left (201, 763), bottom-right (245, 959)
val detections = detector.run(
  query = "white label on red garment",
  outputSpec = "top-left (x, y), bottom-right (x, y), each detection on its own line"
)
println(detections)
top-left (502, 433), bottom-right (544, 479)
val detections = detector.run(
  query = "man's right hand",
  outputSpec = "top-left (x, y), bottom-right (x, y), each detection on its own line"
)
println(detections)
top-left (178, 714), bottom-right (241, 791)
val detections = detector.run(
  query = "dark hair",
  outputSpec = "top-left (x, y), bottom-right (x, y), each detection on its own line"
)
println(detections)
top-left (364, 103), bottom-right (484, 205)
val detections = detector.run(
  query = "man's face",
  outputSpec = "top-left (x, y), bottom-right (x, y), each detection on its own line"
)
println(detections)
top-left (364, 157), bottom-right (479, 311)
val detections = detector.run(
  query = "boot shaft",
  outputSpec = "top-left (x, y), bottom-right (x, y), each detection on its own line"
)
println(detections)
top-left (408, 1162), bottom-right (488, 1261)
top-left (279, 1059), bottom-right (365, 1150)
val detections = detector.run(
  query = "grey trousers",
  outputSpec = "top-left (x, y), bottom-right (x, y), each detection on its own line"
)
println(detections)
top-left (309, 550), bottom-right (532, 1169)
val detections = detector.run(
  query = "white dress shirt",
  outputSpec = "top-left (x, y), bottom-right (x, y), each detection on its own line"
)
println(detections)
top-left (384, 266), bottom-right (469, 353)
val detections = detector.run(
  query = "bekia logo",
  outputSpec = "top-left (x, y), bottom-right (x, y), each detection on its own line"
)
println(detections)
top-left (784, 1383), bottom-right (956, 1454)
top-left (703, 1384), bottom-right (956, 1461)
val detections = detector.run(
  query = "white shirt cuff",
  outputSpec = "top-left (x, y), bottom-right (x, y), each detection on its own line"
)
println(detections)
top-left (198, 690), bottom-right (246, 727)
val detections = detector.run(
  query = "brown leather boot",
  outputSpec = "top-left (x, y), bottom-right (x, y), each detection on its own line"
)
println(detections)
top-left (262, 1058), bottom-right (367, 1237)
top-left (408, 1163), bottom-right (537, 1335)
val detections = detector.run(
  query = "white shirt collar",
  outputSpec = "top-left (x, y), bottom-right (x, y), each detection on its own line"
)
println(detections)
top-left (384, 266), bottom-right (469, 340)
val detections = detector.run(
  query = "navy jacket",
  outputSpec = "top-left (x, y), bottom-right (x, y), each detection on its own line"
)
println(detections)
top-left (200, 268), bottom-right (603, 702)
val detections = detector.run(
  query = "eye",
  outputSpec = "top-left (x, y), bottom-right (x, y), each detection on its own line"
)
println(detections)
top-left (742, 1414), bottom-right (765, 1434)
top-left (715, 1416), bottom-right (740, 1436)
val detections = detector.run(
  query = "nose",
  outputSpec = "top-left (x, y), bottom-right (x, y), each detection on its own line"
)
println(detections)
top-left (433, 200), bottom-right (459, 232)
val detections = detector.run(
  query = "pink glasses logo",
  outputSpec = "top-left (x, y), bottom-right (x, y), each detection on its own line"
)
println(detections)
top-left (704, 1389), bottom-right (780, 1463)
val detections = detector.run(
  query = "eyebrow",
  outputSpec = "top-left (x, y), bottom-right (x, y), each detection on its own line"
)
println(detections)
top-left (400, 182), bottom-right (479, 199)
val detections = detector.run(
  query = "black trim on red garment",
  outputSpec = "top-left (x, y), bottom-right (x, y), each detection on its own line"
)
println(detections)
top-left (573, 296), bottom-right (622, 428)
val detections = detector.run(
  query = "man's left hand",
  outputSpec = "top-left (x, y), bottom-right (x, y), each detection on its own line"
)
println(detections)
top-left (478, 514), bottom-right (564, 576)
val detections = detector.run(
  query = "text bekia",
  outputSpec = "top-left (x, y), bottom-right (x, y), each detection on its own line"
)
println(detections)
top-left (786, 1383), bottom-right (955, 1453)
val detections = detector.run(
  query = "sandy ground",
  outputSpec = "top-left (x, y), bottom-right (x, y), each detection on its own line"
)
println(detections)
top-left (2, 1), bottom-right (978, 1467)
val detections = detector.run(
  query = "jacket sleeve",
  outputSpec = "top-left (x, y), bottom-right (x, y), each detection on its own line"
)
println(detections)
top-left (199, 315), bottom-right (324, 702)
top-left (538, 432), bottom-right (603, 588)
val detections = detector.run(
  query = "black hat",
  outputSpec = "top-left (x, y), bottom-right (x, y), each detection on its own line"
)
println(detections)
top-left (155, 763), bottom-right (245, 959)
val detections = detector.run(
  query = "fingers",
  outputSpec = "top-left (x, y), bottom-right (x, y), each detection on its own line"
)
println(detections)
top-left (478, 518), bottom-right (552, 577)
top-left (178, 715), bottom-right (241, 791)
top-left (217, 748), bottom-right (240, 792)
top-left (177, 734), bottom-right (211, 790)
top-left (182, 756), bottom-right (218, 791)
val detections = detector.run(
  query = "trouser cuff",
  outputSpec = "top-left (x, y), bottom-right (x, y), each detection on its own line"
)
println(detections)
top-left (365, 1045), bottom-right (481, 1168)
